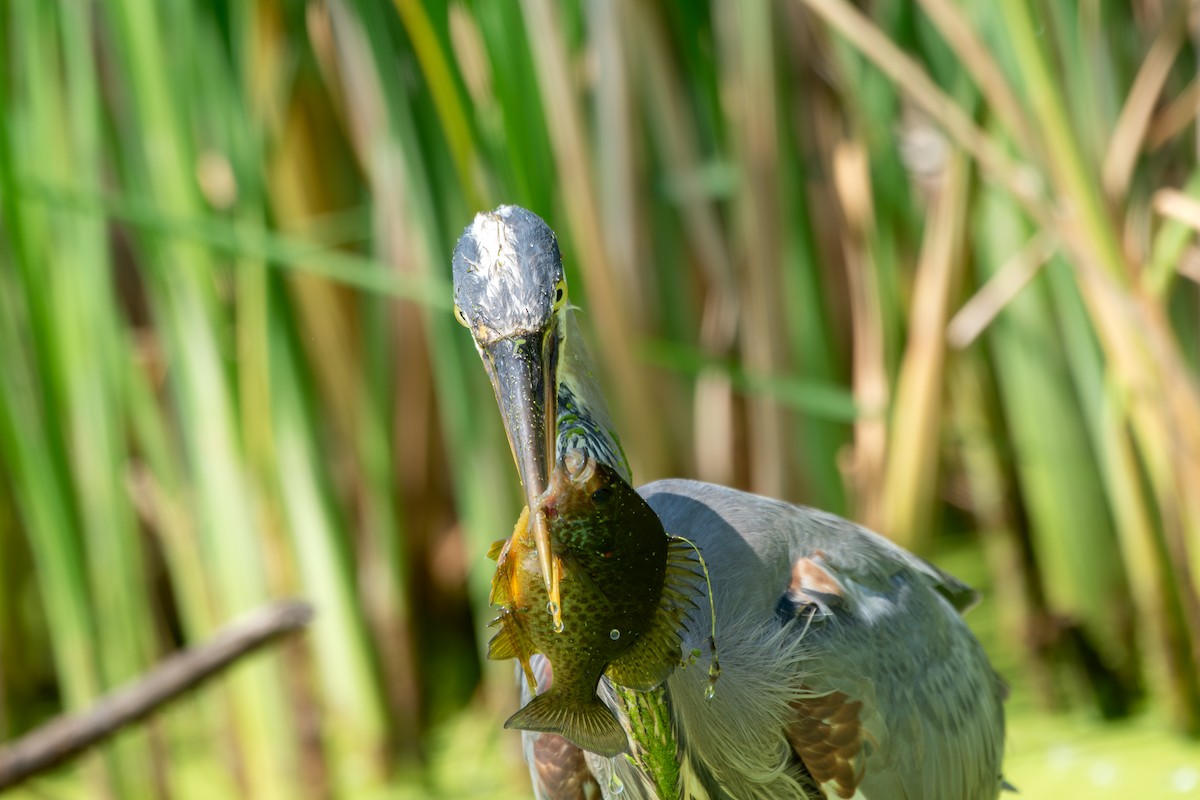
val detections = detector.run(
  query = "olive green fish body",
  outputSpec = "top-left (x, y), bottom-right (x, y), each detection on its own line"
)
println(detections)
top-left (488, 452), bottom-right (699, 756)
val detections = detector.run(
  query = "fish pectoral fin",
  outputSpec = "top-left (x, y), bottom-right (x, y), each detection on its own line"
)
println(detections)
top-left (605, 536), bottom-right (700, 691)
top-left (487, 609), bottom-right (539, 694)
top-left (603, 622), bottom-right (680, 691)
top-left (486, 611), bottom-right (522, 660)
top-left (504, 690), bottom-right (629, 758)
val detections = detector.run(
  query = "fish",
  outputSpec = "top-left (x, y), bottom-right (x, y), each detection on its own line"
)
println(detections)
top-left (486, 449), bottom-right (700, 757)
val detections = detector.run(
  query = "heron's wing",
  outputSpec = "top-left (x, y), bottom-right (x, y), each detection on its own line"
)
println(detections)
top-left (781, 646), bottom-right (1006, 800)
top-left (640, 479), bottom-right (1006, 800)
top-left (823, 659), bottom-right (1007, 800)
top-left (906, 552), bottom-right (979, 613)
top-left (777, 514), bottom-right (1006, 800)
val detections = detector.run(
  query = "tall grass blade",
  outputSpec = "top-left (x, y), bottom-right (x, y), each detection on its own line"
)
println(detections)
top-left (975, 189), bottom-right (1132, 700)
top-left (882, 153), bottom-right (969, 549)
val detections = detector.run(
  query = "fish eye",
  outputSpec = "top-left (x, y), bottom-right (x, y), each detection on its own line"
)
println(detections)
top-left (453, 305), bottom-right (469, 326)
top-left (591, 487), bottom-right (612, 506)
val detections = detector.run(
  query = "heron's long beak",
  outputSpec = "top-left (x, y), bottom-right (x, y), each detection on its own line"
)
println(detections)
top-left (482, 329), bottom-right (560, 613)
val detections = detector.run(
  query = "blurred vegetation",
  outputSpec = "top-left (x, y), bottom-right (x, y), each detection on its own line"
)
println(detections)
top-left (1, 0), bottom-right (1199, 797)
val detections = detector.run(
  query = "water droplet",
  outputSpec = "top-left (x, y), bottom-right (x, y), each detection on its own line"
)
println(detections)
top-left (607, 773), bottom-right (625, 795)
top-left (704, 683), bottom-right (716, 701)
top-left (552, 618), bottom-right (565, 633)
top-left (546, 601), bottom-right (559, 616)
top-left (610, 629), bottom-right (620, 640)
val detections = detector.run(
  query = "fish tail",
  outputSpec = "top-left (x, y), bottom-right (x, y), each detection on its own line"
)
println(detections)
top-left (504, 690), bottom-right (628, 757)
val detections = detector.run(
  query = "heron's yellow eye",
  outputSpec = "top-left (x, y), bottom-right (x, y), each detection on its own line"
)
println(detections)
top-left (454, 305), bottom-right (469, 326)
top-left (553, 280), bottom-right (567, 309)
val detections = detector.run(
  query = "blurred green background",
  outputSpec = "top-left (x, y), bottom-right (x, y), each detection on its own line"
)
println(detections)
top-left (2, 0), bottom-right (1200, 797)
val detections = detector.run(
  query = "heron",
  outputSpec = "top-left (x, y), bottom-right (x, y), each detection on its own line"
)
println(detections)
top-left (452, 205), bottom-right (1006, 799)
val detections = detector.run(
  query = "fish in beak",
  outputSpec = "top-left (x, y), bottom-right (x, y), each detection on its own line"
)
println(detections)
top-left (480, 325), bottom-right (564, 628)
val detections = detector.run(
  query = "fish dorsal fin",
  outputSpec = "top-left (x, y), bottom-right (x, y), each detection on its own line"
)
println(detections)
top-left (605, 536), bottom-right (701, 691)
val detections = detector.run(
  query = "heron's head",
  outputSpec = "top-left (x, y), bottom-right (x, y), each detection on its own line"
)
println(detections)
top-left (452, 205), bottom-right (567, 508)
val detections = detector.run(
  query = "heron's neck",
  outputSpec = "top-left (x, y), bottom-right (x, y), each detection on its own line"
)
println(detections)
top-left (555, 310), bottom-right (632, 483)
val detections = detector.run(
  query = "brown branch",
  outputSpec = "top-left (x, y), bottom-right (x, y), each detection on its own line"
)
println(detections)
top-left (0, 599), bottom-right (315, 791)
